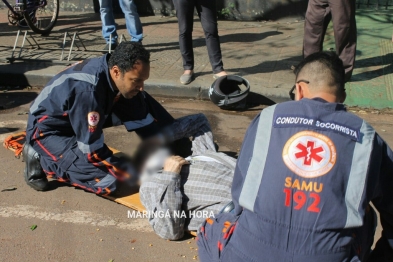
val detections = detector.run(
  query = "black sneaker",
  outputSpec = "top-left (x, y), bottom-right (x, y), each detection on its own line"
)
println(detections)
top-left (103, 43), bottom-right (118, 53)
top-left (22, 143), bottom-right (49, 191)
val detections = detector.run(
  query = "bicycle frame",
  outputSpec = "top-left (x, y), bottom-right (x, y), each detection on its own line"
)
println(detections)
top-left (2, 0), bottom-right (19, 16)
top-left (3, 0), bottom-right (47, 16)
top-left (3, 0), bottom-right (57, 34)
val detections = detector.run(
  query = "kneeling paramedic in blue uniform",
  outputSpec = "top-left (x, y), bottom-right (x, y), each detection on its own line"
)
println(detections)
top-left (23, 42), bottom-right (177, 195)
top-left (197, 52), bottom-right (393, 262)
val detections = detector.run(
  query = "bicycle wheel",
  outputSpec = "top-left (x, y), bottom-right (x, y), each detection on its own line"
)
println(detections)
top-left (23, 0), bottom-right (59, 35)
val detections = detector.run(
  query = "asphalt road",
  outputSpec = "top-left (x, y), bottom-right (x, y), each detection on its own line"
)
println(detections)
top-left (1, 89), bottom-right (393, 262)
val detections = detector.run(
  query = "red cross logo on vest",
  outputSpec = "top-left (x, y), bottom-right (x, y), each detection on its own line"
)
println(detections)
top-left (295, 141), bottom-right (324, 166)
top-left (90, 114), bottom-right (98, 123)
top-left (282, 131), bottom-right (336, 178)
top-left (87, 111), bottom-right (100, 132)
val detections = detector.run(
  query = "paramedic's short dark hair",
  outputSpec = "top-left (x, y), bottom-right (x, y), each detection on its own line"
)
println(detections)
top-left (294, 52), bottom-right (345, 92)
top-left (108, 42), bottom-right (150, 74)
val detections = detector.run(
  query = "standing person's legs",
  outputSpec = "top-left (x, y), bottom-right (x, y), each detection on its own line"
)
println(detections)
top-left (329, 0), bottom-right (357, 81)
top-left (99, 0), bottom-right (118, 44)
top-left (196, 0), bottom-right (225, 75)
top-left (303, 0), bottom-right (331, 58)
top-left (119, 0), bottom-right (143, 42)
top-left (173, 0), bottom-right (195, 76)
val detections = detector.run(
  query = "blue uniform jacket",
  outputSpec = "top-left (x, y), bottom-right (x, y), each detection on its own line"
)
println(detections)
top-left (26, 55), bottom-right (154, 184)
top-left (198, 98), bottom-right (393, 262)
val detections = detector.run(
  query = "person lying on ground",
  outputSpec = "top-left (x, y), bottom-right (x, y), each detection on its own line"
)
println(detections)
top-left (23, 42), bottom-right (184, 195)
top-left (137, 113), bottom-right (236, 240)
top-left (197, 52), bottom-right (393, 262)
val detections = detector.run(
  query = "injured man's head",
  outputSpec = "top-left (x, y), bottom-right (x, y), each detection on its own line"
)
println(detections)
top-left (132, 139), bottom-right (173, 177)
top-left (133, 140), bottom-right (192, 185)
top-left (136, 146), bottom-right (172, 182)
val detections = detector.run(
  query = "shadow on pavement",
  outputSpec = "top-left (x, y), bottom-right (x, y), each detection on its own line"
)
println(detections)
top-left (0, 91), bottom-right (38, 111)
top-left (142, 18), bottom-right (179, 27)
top-left (220, 31), bottom-right (283, 43)
top-left (228, 55), bottom-right (302, 75)
top-left (46, 180), bottom-right (73, 191)
top-left (351, 53), bottom-right (393, 82)
top-left (0, 61), bottom-right (63, 87)
top-left (257, 0), bottom-right (307, 20)
top-left (220, 151), bottom-right (238, 158)
top-left (246, 92), bottom-right (276, 107)
top-left (0, 127), bottom-right (19, 134)
top-left (215, 92), bottom-right (277, 113)
top-left (144, 31), bottom-right (284, 52)
top-left (0, 23), bottom-right (23, 35)
top-left (55, 13), bottom-right (101, 27)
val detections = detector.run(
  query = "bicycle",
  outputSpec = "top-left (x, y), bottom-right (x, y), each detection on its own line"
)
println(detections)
top-left (3, 0), bottom-right (59, 34)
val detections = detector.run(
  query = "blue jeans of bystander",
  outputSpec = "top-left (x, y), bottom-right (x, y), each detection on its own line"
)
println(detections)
top-left (98, 0), bottom-right (143, 43)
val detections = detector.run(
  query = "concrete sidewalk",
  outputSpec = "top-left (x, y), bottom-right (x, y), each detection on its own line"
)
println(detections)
top-left (0, 8), bottom-right (392, 107)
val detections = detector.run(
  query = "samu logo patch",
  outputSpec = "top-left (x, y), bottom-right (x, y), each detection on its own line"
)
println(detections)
top-left (282, 131), bottom-right (336, 178)
top-left (88, 111), bottom-right (100, 132)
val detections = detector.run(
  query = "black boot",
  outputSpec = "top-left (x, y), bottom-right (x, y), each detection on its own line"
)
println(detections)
top-left (22, 143), bottom-right (49, 191)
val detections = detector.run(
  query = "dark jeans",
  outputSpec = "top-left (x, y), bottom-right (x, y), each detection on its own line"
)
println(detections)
top-left (303, 0), bottom-right (357, 81)
top-left (173, 0), bottom-right (224, 74)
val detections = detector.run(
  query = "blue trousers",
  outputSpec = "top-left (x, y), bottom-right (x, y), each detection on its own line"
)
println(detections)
top-left (197, 207), bottom-right (376, 262)
top-left (98, 0), bottom-right (143, 43)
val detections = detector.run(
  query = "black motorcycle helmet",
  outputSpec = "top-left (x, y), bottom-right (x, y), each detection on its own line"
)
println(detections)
top-left (208, 75), bottom-right (250, 109)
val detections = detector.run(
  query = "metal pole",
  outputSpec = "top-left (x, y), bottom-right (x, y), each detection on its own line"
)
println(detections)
top-left (18, 31), bottom-right (28, 58)
top-left (60, 32), bottom-right (68, 61)
top-left (67, 32), bottom-right (77, 61)
top-left (67, 33), bottom-right (79, 49)
top-left (11, 30), bottom-right (21, 59)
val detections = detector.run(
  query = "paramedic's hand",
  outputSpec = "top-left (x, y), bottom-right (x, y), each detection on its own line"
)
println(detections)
top-left (163, 156), bottom-right (189, 174)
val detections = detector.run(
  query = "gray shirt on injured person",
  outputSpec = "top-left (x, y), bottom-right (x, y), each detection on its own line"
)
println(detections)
top-left (139, 113), bottom-right (236, 240)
